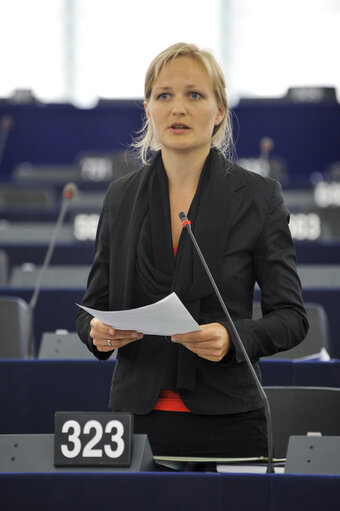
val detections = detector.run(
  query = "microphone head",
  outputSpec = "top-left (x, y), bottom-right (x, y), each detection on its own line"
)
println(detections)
top-left (179, 211), bottom-right (191, 229)
top-left (260, 137), bottom-right (274, 155)
top-left (1, 115), bottom-right (13, 132)
top-left (63, 182), bottom-right (78, 200)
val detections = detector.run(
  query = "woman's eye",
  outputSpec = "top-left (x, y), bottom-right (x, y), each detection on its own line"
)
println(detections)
top-left (158, 93), bottom-right (170, 100)
top-left (189, 92), bottom-right (202, 100)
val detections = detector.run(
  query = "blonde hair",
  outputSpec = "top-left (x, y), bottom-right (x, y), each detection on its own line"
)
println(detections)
top-left (131, 42), bottom-right (234, 164)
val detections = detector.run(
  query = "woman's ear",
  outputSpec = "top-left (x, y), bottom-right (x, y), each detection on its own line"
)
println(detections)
top-left (144, 101), bottom-right (150, 120)
top-left (215, 104), bottom-right (226, 126)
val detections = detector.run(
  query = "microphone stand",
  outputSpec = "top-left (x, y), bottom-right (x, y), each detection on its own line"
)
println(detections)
top-left (179, 212), bottom-right (274, 474)
top-left (27, 183), bottom-right (77, 358)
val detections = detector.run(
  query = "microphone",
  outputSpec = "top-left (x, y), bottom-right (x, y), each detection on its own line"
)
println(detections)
top-left (0, 115), bottom-right (14, 171)
top-left (259, 136), bottom-right (273, 178)
top-left (178, 211), bottom-right (274, 473)
top-left (27, 182), bottom-right (78, 358)
top-left (260, 136), bottom-right (274, 158)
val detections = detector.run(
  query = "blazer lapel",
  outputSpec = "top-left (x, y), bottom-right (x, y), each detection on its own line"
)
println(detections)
top-left (109, 164), bottom-right (154, 310)
top-left (187, 157), bottom-right (246, 300)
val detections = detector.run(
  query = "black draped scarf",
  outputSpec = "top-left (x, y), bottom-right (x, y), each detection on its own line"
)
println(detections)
top-left (135, 151), bottom-right (212, 308)
top-left (132, 151), bottom-right (214, 392)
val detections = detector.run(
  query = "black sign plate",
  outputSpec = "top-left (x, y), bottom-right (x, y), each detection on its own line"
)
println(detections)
top-left (54, 412), bottom-right (133, 467)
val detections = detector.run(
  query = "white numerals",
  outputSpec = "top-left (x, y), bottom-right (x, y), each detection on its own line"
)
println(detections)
top-left (104, 420), bottom-right (125, 458)
top-left (60, 419), bottom-right (125, 459)
top-left (82, 420), bottom-right (103, 457)
top-left (61, 420), bottom-right (82, 458)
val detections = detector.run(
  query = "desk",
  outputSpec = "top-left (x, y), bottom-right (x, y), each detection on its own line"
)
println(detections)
top-left (1, 471), bottom-right (340, 511)
top-left (0, 360), bottom-right (114, 434)
top-left (0, 243), bottom-right (95, 269)
top-left (1, 359), bottom-right (340, 435)
top-left (0, 285), bottom-right (339, 357)
top-left (260, 359), bottom-right (340, 387)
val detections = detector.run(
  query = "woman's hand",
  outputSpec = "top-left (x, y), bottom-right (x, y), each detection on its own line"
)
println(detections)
top-left (171, 323), bottom-right (231, 362)
top-left (90, 317), bottom-right (143, 352)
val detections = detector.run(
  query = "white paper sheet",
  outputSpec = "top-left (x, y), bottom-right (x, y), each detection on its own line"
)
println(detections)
top-left (77, 292), bottom-right (201, 336)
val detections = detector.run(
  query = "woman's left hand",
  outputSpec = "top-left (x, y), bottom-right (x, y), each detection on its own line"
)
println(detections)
top-left (171, 323), bottom-right (231, 362)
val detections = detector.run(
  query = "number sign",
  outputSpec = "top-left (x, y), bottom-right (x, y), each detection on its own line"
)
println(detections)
top-left (54, 412), bottom-right (133, 467)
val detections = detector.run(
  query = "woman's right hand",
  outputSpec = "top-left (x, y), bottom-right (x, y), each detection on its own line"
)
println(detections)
top-left (90, 317), bottom-right (143, 352)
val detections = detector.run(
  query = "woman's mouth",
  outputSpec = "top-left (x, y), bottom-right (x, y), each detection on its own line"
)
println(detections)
top-left (169, 123), bottom-right (190, 132)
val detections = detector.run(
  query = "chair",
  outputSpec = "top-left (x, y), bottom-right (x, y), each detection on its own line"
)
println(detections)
top-left (297, 265), bottom-right (340, 288)
top-left (0, 249), bottom-right (9, 285)
top-left (9, 264), bottom-right (90, 288)
top-left (0, 296), bottom-right (31, 357)
top-left (38, 331), bottom-right (98, 359)
top-left (264, 386), bottom-right (340, 459)
top-left (38, 331), bottom-right (117, 360)
top-left (0, 184), bottom-right (56, 209)
top-left (254, 302), bottom-right (330, 360)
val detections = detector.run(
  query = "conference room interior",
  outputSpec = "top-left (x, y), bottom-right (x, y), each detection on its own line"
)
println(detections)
top-left (1, 1), bottom-right (340, 509)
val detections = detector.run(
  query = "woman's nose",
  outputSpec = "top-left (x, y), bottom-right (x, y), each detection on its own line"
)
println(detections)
top-left (171, 96), bottom-right (187, 115)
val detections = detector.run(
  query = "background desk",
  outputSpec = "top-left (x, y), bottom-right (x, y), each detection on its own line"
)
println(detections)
top-left (1, 100), bottom-right (340, 184)
top-left (1, 285), bottom-right (338, 358)
top-left (1, 359), bottom-right (340, 435)
top-left (1, 240), bottom-right (339, 271)
top-left (1, 471), bottom-right (340, 511)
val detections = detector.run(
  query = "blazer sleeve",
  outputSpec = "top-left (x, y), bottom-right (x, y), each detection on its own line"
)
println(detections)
top-left (222, 181), bottom-right (309, 362)
top-left (76, 193), bottom-right (113, 360)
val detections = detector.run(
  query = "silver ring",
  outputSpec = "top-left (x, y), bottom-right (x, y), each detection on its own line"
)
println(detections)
top-left (107, 339), bottom-right (112, 347)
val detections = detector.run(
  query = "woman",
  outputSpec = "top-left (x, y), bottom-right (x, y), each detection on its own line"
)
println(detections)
top-left (76, 42), bottom-right (308, 458)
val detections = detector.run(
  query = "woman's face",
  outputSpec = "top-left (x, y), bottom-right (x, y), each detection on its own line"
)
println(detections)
top-left (144, 56), bottom-right (225, 157)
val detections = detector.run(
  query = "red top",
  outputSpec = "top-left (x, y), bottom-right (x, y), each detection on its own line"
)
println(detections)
top-left (154, 390), bottom-right (190, 412)
top-left (153, 245), bottom-right (191, 413)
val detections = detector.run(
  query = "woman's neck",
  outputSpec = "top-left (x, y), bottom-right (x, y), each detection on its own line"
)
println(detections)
top-left (161, 146), bottom-right (210, 189)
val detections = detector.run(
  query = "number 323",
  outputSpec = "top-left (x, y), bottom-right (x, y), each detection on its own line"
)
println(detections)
top-left (61, 419), bottom-right (125, 459)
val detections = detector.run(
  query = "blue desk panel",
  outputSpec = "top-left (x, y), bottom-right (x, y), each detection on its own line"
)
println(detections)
top-left (0, 243), bottom-right (95, 269)
top-left (260, 359), bottom-right (340, 388)
top-left (1, 359), bottom-right (340, 435)
top-left (1, 472), bottom-right (340, 511)
top-left (295, 241), bottom-right (340, 265)
top-left (235, 101), bottom-right (340, 181)
top-left (0, 101), bottom-right (144, 179)
top-left (1, 240), bottom-right (339, 272)
top-left (0, 360), bottom-right (115, 434)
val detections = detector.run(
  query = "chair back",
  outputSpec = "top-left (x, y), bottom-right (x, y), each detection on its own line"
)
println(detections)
top-left (0, 296), bottom-right (31, 357)
top-left (264, 386), bottom-right (340, 458)
top-left (0, 249), bottom-right (9, 285)
top-left (38, 331), bottom-right (96, 359)
top-left (254, 302), bottom-right (330, 359)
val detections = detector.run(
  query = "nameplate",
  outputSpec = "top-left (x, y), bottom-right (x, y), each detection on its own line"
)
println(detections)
top-left (54, 412), bottom-right (133, 467)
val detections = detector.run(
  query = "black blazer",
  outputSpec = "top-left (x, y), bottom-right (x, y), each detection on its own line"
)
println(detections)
top-left (76, 150), bottom-right (308, 415)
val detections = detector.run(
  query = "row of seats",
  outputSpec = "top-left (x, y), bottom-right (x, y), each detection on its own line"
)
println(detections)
top-left (0, 294), bottom-right (332, 361)
top-left (1, 287), bottom-right (336, 354)
top-left (1, 197), bottom-right (340, 244)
